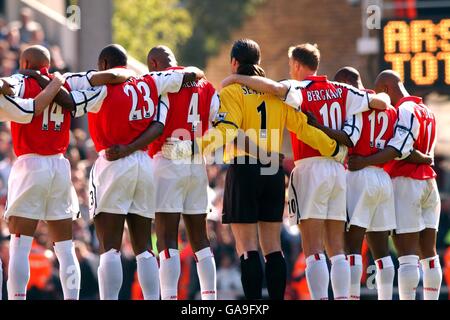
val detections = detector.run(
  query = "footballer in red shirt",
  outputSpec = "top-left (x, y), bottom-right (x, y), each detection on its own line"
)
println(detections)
top-left (323, 67), bottom-right (398, 300)
top-left (348, 70), bottom-right (441, 300)
top-left (146, 46), bottom-right (218, 300)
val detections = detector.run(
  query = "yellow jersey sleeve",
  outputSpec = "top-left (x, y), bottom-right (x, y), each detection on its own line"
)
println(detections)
top-left (196, 84), bottom-right (242, 155)
top-left (285, 105), bottom-right (337, 157)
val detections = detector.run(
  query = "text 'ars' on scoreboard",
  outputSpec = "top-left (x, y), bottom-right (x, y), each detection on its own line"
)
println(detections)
top-left (381, 17), bottom-right (450, 90)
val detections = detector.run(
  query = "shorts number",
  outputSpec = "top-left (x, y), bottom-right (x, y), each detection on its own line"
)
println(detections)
top-left (319, 102), bottom-right (342, 129)
top-left (124, 81), bottom-right (155, 121)
top-left (187, 93), bottom-right (200, 132)
top-left (42, 103), bottom-right (64, 131)
top-left (368, 111), bottom-right (388, 148)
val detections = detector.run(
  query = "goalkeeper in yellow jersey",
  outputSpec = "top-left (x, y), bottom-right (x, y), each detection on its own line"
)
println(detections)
top-left (162, 39), bottom-right (343, 300)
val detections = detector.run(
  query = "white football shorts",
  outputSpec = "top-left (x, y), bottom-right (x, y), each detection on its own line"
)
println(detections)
top-left (88, 150), bottom-right (155, 219)
top-left (5, 153), bottom-right (79, 221)
top-left (288, 157), bottom-right (346, 226)
top-left (152, 153), bottom-right (208, 215)
top-left (392, 176), bottom-right (440, 234)
top-left (346, 166), bottom-right (396, 232)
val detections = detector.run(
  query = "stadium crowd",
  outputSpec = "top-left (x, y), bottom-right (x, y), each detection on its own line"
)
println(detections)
top-left (0, 8), bottom-right (450, 300)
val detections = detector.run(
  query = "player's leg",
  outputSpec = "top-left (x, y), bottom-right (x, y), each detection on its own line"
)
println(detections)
top-left (47, 219), bottom-right (81, 300)
top-left (126, 214), bottom-right (159, 300)
top-left (184, 214), bottom-right (216, 300)
top-left (223, 161), bottom-right (263, 300)
top-left (7, 217), bottom-right (39, 300)
top-left (419, 228), bottom-right (441, 300)
top-left (258, 221), bottom-right (286, 300)
top-left (94, 213), bottom-right (126, 300)
top-left (393, 232), bottom-right (420, 300)
top-left (299, 218), bottom-right (329, 300)
top-left (419, 179), bottom-right (442, 300)
top-left (324, 219), bottom-right (350, 300)
top-left (45, 158), bottom-right (81, 300)
top-left (345, 225), bottom-right (366, 300)
top-left (155, 212), bottom-right (181, 300)
top-left (325, 164), bottom-right (350, 300)
top-left (230, 223), bottom-right (261, 299)
top-left (392, 177), bottom-right (423, 300)
top-left (257, 165), bottom-right (287, 300)
top-left (366, 231), bottom-right (394, 300)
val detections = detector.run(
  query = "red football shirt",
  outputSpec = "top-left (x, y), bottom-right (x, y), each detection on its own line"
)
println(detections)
top-left (290, 75), bottom-right (371, 161)
top-left (384, 96), bottom-right (437, 180)
top-left (78, 69), bottom-right (184, 152)
top-left (344, 93), bottom-right (398, 167)
top-left (10, 71), bottom-right (72, 157)
top-left (148, 66), bottom-right (218, 157)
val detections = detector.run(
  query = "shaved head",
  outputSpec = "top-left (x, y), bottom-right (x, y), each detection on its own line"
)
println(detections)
top-left (147, 45), bottom-right (177, 72)
top-left (20, 45), bottom-right (51, 70)
top-left (375, 70), bottom-right (408, 105)
top-left (98, 44), bottom-right (127, 71)
top-left (334, 66), bottom-right (363, 89)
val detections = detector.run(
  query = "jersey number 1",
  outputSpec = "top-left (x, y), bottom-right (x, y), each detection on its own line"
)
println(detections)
top-left (257, 102), bottom-right (267, 138)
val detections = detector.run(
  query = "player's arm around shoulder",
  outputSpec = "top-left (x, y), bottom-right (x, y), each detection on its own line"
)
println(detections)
top-left (221, 74), bottom-right (290, 100)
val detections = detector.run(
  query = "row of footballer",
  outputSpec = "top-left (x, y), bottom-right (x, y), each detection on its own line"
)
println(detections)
top-left (0, 37), bottom-right (441, 301)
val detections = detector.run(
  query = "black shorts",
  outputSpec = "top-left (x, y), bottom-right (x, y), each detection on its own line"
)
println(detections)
top-left (222, 158), bottom-right (285, 224)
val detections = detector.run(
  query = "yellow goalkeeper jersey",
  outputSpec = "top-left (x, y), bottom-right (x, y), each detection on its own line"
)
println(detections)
top-left (197, 81), bottom-right (337, 163)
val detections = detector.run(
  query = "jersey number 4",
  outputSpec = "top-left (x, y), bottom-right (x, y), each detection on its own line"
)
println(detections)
top-left (187, 93), bottom-right (200, 132)
top-left (124, 82), bottom-right (155, 121)
top-left (42, 103), bottom-right (64, 131)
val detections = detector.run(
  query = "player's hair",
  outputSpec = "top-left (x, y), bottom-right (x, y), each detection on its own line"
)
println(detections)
top-left (230, 39), bottom-right (266, 77)
top-left (334, 66), bottom-right (361, 88)
top-left (288, 43), bottom-right (320, 71)
top-left (98, 44), bottom-right (127, 68)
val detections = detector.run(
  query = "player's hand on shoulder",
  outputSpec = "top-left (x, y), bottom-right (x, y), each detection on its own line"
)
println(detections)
top-left (184, 66), bottom-right (205, 80)
top-left (18, 69), bottom-right (41, 79)
top-left (347, 154), bottom-right (367, 171)
top-left (161, 137), bottom-right (193, 160)
top-left (0, 78), bottom-right (15, 96)
top-left (52, 72), bottom-right (65, 86)
top-left (104, 144), bottom-right (132, 161)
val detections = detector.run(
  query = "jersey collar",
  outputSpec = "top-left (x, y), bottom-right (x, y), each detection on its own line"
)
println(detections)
top-left (396, 95), bottom-right (423, 108)
top-left (305, 75), bottom-right (327, 82)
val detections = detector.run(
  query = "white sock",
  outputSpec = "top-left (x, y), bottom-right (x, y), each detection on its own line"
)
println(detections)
top-left (7, 234), bottom-right (33, 300)
top-left (159, 249), bottom-right (180, 300)
top-left (54, 240), bottom-right (81, 300)
top-left (348, 254), bottom-right (362, 300)
top-left (375, 256), bottom-right (395, 300)
top-left (330, 254), bottom-right (350, 300)
top-left (398, 255), bottom-right (420, 300)
top-left (420, 255), bottom-right (442, 300)
top-left (136, 250), bottom-right (160, 300)
top-left (194, 247), bottom-right (217, 300)
top-left (305, 253), bottom-right (329, 300)
top-left (98, 249), bottom-right (123, 300)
